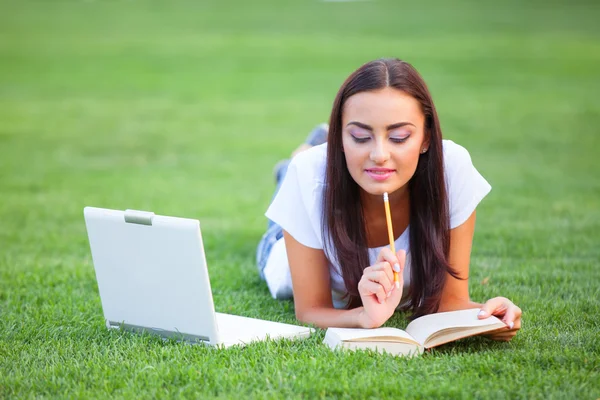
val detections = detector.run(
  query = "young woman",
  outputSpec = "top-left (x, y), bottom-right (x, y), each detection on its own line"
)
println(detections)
top-left (256, 58), bottom-right (521, 341)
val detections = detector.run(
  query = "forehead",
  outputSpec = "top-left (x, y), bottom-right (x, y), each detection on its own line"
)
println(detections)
top-left (342, 87), bottom-right (424, 126)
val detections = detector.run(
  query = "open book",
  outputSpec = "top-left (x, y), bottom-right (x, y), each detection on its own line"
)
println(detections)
top-left (323, 309), bottom-right (506, 357)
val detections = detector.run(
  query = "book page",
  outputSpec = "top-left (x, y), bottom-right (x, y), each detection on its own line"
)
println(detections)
top-left (404, 308), bottom-right (505, 348)
top-left (327, 327), bottom-right (419, 345)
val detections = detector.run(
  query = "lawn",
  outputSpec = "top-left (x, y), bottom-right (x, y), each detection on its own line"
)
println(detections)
top-left (1, 0), bottom-right (599, 398)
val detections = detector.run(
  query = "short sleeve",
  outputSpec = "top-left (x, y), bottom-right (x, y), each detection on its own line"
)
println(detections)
top-left (265, 157), bottom-right (323, 249)
top-left (444, 141), bottom-right (492, 229)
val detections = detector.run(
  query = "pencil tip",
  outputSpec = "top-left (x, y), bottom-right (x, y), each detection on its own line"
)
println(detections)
top-left (383, 192), bottom-right (388, 201)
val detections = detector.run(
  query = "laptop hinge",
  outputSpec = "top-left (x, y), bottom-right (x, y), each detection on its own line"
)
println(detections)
top-left (107, 320), bottom-right (211, 343)
top-left (124, 209), bottom-right (155, 226)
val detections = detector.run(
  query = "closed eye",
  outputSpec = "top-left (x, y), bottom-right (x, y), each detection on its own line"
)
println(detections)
top-left (390, 136), bottom-right (410, 144)
top-left (351, 135), bottom-right (370, 144)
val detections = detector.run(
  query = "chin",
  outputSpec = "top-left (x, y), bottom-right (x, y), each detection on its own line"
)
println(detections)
top-left (359, 181), bottom-right (405, 196)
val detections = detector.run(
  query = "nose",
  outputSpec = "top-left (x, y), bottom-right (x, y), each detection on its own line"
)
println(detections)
top-left (370, 139), bottom-right (390, 164)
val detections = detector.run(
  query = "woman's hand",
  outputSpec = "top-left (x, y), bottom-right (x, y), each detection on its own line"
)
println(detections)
top-left (357, 248), bottom-right (406, 329)
top-left (478, 296), bottom-right (522, 341)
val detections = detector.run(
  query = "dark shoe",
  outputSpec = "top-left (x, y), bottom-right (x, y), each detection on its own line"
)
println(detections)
top-left (272, 159), bottom-right (290, 183)
top-left (305, 123), bottom-right (329, 146)
top-left (271, 124), bottom-right (328, 182)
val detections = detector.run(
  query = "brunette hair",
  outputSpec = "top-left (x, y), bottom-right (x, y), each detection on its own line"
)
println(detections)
top-left (322, 58), bottom-right (461, 319)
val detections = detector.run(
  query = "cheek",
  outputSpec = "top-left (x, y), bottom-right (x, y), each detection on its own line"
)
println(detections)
top-left (393, 148), bottom-right (421, 178)
top-left (341, 140), bottom-right (363, 169)
top-left (342, 152), bottom-right (370, 185)
top-left (397, 149), bottom-right (420, 165)
top-left (343, 151), bottom-right (362, 175)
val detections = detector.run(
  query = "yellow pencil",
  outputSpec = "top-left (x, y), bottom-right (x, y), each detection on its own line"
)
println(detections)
top-left (383, 192), bottom-right (400, 288)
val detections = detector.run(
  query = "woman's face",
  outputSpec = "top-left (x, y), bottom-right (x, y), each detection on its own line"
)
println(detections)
top-left (341, 87), bottom-right (428, 198)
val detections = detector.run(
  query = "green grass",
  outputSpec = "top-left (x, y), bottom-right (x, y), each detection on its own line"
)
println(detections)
top-left (1, 0), bottom-right (599, 398)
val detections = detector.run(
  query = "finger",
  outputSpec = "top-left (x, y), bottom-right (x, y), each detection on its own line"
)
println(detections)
top-left (365, 263), bottom-right (394, 296)
top-left (376, 262), bottom-right (395, 290)
top-left (366, 270), bottom-right (393, 294)
top-left (369, 262), bottom-right (395, 284)
top-left (360, 280), bottom-right (387, 304)
top-left (387, 280), bottom-right (403, 305)
top-left (396, 249), bottom-right (406, 270)
top-left (478, 297), bottom-right (507, 319)
top-left (366, 262), bottom-right (393, 284)
top-left (393, 250), bottom-right (406, 288)
top-left (512, 318), bottom-right (521, 331)
top-left (376, 247), bottom-right (400, 274)
top-left (488, 332), bottom-right (517, 341)
top-left (502, 305), bottom-right (521, 329)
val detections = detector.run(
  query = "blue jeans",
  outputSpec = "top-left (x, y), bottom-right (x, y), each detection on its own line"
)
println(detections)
top-left (256, 160), bottom-right (290, 280)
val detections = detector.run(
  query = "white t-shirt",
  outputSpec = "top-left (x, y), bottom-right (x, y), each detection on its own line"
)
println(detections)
top-left (265, 139), bottom-right (492, 308)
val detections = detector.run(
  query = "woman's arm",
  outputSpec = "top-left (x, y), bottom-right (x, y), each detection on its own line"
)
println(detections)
top-left (283, 230), bottom-right (403, 329)
top-left (438, 210), bottom-right (481, 312)
top-left (439, 210), bottom-right (522, 341)
top-left (283, 231), bottom-right (365, 328)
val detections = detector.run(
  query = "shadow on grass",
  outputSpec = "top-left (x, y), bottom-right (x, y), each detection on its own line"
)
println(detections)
top-left (424, 335), bottom-right (513, 357)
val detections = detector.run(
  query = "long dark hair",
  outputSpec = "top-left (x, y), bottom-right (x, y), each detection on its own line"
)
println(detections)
top-left (322, 58), bottom-right (460, 319)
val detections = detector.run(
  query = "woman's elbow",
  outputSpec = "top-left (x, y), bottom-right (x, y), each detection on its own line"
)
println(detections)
top-left (294, 307), bottom-right (310, 324)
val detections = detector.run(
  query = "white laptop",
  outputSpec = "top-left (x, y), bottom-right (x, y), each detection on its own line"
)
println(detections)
top-left (83, 206), bottom-right (313, 348)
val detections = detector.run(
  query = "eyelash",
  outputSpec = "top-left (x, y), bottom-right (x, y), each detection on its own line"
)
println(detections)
top-left (351, 135), bottom-right (410, 144)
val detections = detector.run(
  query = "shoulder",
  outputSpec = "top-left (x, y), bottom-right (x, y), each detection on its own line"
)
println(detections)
top-left (442, 139), bottom-right (479, 186)
top-left (287, 143), bottom-right (328, 186)
top-left (264, 144), bottom-right (327, 249)
top-left (441, 139), bottom-right (492, 228)
top-left (442, 139), bottom-right (473, 170)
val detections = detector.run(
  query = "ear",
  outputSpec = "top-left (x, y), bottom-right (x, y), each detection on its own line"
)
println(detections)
top-left (422, 129), bottom-right (431, 152)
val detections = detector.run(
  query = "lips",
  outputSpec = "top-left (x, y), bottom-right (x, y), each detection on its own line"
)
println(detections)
top-left (365, 168), bottom-right (395, 181)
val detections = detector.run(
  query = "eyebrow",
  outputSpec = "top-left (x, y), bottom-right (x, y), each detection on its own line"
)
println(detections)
top-left (346, 121), bottom-right (416, 131)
